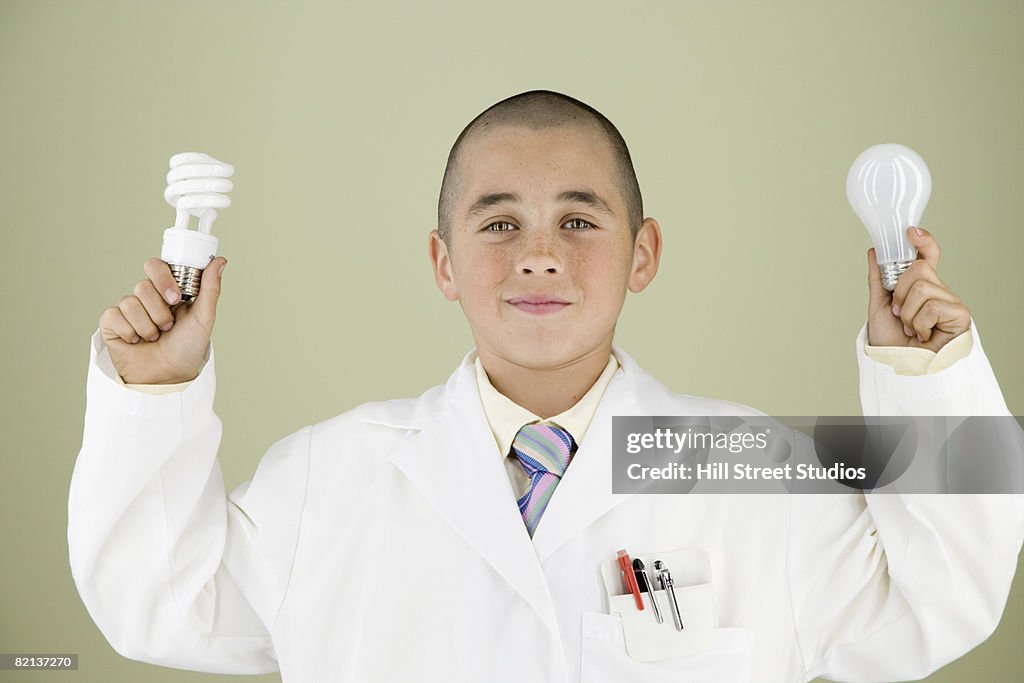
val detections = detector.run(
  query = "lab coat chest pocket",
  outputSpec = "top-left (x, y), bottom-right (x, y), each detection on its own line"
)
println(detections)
top-left (579, 548), bottom-right (754, 682)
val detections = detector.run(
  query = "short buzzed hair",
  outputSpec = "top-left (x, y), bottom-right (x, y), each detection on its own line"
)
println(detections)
top-left (437, 89), bottom-right (644, 246)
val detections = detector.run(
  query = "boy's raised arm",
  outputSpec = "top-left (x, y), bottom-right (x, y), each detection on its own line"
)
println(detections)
top-left (68, 258), bottom-right (309, 673)
top-left (785, 248), bottom-right (1023, 680)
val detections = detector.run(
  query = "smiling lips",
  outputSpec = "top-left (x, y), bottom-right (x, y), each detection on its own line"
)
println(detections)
top-left (507, 294), bottom-right (571, 315)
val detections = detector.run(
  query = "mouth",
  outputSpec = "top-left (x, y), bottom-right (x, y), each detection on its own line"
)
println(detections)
top-left (506, 295), bottom-right (571, 315)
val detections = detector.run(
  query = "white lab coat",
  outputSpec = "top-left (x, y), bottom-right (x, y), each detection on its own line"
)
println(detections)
top-left (68, 320), bottom-right (1024, 682)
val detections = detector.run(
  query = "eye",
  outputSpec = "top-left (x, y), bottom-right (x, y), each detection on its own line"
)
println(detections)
top-left (484, 221), bottom-right (516, 232)
top-left (564, 218), bottom-right (595, 231)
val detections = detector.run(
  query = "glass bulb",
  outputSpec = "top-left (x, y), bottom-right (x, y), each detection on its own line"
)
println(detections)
top-left (846, 143), bottom-right (931, 291)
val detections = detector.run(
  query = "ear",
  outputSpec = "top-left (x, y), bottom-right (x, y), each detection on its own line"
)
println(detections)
top-left (627, 218), bottom-right (662, 293)
top-left (428, 229), bottom-right (459, 301)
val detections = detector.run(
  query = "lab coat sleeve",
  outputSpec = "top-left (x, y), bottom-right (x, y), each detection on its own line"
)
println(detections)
top-left (788, 319), bottom-right (1024, 682)
top-left (68, 329), bottom-right (311, 674)
top-left (857, 319), bottom-right (1009, 415)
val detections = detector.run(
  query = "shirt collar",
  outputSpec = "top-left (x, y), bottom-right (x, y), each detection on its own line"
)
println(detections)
top-left (474, 353), bottom-right (621, 457)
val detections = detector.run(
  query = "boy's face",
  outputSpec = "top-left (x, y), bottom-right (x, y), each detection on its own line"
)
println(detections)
top-left (429, 123), bottom-right (660, 370)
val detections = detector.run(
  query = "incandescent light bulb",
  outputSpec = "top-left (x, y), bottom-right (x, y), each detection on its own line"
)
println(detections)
top-left (161, 152), bottom-right (234, 302)
top-left (846, 143), bottom-right (931, 291)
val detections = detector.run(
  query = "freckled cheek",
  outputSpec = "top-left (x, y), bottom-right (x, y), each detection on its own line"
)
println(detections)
top-left (570, 248), bottom-right (630, 300)
top-left (457, 250), bottom-right (512, 304)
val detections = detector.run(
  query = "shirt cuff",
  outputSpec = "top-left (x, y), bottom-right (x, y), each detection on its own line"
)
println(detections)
top-left (863, 328), bottom-right (974, 376)
top-left (119, 376), bottom-right (196, 394)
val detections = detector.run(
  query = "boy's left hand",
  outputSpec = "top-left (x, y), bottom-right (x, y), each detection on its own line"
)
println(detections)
top-left (866, 226), bottom-right (971, 352)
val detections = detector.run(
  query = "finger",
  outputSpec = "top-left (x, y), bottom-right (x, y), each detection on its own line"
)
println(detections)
top-left (907, 226), bottom-right (940, 271)
top-left (192, 257), bottom-right (227, 328)
top-left (117, 294), bottom-right (160, 342)
top-left (133, 279), bottom-right (175, 332)
top-left (899, 279), bottom-right (961, 337)
top-left (866, 248), bottom-right (891, 314)
top-left (99, 306), bottom-right (141, 344)
top-left (143, 257), bottom-right (183, 305)
top-left (891, 259), bottom-right (945, 315)
top-left (910, 300), bottom-right (971, 343)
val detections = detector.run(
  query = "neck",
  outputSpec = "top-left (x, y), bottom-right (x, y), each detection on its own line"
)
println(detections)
top-left (477, 343), bottom-right (612, 419)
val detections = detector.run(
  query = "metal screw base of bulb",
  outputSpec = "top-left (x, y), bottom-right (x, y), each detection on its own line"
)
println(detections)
top-left (168, 263), bottom-right (204, 302)
top-left (880, 260), bottom-right (914, 291)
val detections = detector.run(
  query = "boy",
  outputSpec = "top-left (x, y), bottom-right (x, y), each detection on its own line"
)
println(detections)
top-left (70, 90), bottom-right (1022, 682)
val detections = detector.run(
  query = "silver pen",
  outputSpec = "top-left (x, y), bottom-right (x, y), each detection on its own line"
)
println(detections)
top-left (654, 560), bottom-right (684, 630)
top-left (632, 558), bottom-right (663, 624)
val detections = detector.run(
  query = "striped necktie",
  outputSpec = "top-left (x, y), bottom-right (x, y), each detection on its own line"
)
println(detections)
top-left (511, 423), bottom-right (576, 537)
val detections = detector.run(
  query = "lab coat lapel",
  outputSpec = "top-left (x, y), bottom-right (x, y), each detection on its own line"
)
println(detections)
top-left (387, 353), bottom-right (561, 639)
top-left (531, 346), bottom-right (650, 563)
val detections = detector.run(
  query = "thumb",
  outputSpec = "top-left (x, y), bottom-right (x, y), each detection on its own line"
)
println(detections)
top-left (907, 225), bottom-right (940, 270)
top-left (192, 257), bottom-right (227, 326)
top-left (866, 248), bottom-right (890, 312)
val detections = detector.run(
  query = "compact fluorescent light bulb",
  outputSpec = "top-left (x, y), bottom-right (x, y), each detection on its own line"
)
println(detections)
top-left (161, 152), bottom-right (235, 302)
top-left (846, 143), bottom-right (932, 291)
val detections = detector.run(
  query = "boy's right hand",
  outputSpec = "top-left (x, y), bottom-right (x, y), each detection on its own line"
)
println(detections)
top-left (99, 257), bottom-right (227, 384)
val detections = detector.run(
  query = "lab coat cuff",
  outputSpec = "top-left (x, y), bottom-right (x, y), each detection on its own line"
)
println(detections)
top-left (855, 319), bottom-right (1010, 416)
top-left (87, 328), bottom-right (216, 418)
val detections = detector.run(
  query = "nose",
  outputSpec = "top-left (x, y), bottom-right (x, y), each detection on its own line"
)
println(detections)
top-left (516, 232), bottom-right (564, 275)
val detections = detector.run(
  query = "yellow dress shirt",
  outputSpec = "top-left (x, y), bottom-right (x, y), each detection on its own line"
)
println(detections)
top-left (474, 353), bottom-right (620, 498)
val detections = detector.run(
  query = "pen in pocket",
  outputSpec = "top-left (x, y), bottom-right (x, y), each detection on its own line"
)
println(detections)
top-left (632, 558), bottom-right (663, 624)
top-left (616, 549), bottom-right (645, 610)
top-left (654, 560), bottom-right (685, 631)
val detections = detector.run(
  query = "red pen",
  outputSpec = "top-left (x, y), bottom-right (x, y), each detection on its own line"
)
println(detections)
top-left (617, 549), bottom-right (645, 610)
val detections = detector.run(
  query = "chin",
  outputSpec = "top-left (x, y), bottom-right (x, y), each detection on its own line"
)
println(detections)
top-left (504, 336), bottom-right (595, 369)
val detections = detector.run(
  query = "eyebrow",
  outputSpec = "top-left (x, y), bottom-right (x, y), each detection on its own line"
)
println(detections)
top-left (465, 190), bottom-right (616, 219)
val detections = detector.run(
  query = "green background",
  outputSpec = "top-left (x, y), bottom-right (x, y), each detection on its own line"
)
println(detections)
top-left (1, 0), bottom-right (1021, 680)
